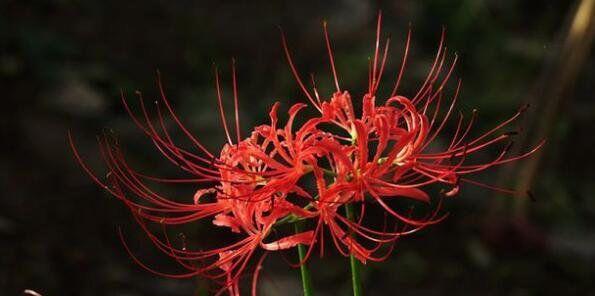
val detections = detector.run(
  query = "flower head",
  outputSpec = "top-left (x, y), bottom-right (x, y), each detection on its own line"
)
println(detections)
top-left (70, 12), bottom-right (542, 295)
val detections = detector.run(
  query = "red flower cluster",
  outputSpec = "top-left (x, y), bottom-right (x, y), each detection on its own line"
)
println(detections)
top-left (70, 13), bottom-right (542, 296)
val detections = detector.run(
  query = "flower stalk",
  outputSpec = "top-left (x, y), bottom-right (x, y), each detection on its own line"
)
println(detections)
top-left (295, 220), bottom-right (314, 296)
top-left (345, 203), bottom-right (363, 296)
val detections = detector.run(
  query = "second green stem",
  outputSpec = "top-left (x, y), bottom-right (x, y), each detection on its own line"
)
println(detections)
top-left (294, 220), bottom-right (313, 296)
top-left (345, 203), bottom-right (363, 296)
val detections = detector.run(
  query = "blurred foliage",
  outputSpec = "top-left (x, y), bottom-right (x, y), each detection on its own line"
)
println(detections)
top-left (1, 0), bottom-right (594, 295)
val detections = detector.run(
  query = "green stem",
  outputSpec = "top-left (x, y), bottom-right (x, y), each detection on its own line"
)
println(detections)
top-left (345, 203), bottom-right (363, 296)
top-left (294, 220), bottom-right (313, 296)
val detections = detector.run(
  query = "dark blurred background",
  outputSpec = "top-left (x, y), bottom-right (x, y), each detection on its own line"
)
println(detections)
top-left (1, 0), bottom-right (594, 295)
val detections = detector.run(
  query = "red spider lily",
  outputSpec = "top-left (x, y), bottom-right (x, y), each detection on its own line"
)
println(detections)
top-left (69, 11), bottom-right (542, 295)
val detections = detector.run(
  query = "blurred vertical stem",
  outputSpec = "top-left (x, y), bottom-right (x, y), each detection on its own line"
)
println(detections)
top-left (294, 220), bottom-right (313, 296)
top-left (510, 0), bottom-right (595, 217)
top-left (345, 203), bottom-right (363, 296)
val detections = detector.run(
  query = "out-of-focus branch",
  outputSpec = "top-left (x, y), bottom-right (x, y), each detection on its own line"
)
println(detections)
top-left (512, 0), bottom-right (595, 217)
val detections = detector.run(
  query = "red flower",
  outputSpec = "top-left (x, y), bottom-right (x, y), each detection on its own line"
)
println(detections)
top-left (70, 12), bottom-right (542, 295)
